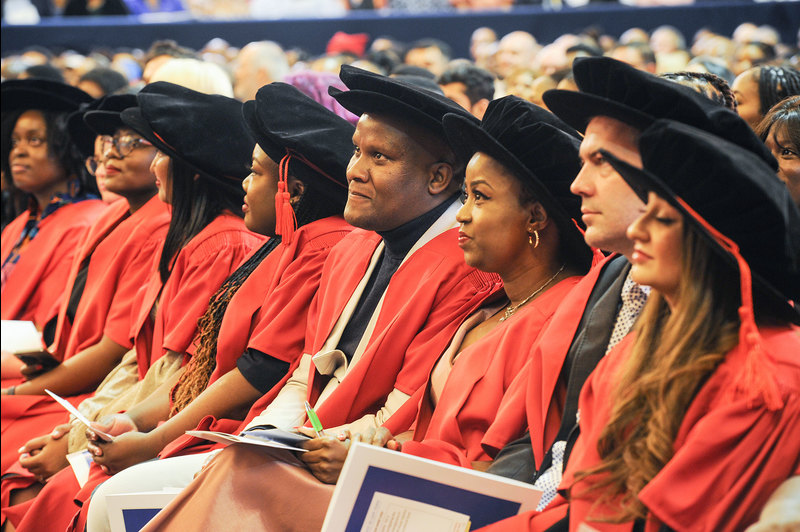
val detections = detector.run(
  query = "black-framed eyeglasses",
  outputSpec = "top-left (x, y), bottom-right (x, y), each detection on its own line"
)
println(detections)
top-left (103, 134), bottom-right (153, 158)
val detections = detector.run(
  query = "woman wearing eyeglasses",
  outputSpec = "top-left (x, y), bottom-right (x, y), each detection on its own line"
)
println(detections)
top-left (0, 80), bottom-right (106, 346)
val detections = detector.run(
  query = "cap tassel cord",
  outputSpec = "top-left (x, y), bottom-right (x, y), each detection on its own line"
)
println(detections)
top-left (676, 198), bottom-right (783, 411)
top-left (275, 152), bottom-right (297, 245)
top-left (572, 218), bottom-right (606, 267)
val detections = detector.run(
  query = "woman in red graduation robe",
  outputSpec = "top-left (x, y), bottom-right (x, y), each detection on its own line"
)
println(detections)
top-left (0, 95), bottom-right (171, 475)
top-left (481, 121), bottom-right (800, 531)
top-left (129, 96), bottom-right (596, 532)
top-left (1, 83), bottom-right (261, 532)
top-left (0, 80), bottom-right (105, 343)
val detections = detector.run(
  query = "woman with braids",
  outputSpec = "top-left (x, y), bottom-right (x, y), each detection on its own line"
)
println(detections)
top-left (660, 71), bottom-right (737, 111)
top-left (480, 120), bottom-right (800, 532)
top-left (732, 65), bottom-right (800, 130)
top-left (0, 80), bottom-right (105, 341)
top-left (756, 95), bottom-right (800, 206)
top-left (0, 82), bottom-right (262, 532)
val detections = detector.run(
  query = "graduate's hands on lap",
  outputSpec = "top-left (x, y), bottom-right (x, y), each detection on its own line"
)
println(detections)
top-left (88, 431), bottom-right (160, 475)
top-left (299, 431), bottom-right (351, 485)
top-left (85, 413), bottom-right (139, 473)
top-left (297, 426), bottom-right (402, 484)
top-left (18, 423), bottom-right (72, 482)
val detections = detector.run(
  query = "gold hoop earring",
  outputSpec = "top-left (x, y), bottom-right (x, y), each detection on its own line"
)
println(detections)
top-left (529, 230), bottom-right (539, 249)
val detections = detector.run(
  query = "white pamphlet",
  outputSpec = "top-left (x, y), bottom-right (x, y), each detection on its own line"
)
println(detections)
top-left (1, 320), bottom-right (44, 353)
top-left (360, 492), bottom-right (470, 532)
top-left (185, 428), bottom-right (309, 452)
top-left (45, 389), bottom-right (114, 441)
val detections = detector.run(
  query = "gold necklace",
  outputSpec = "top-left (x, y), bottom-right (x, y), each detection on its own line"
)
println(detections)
top-left (499, 264), bottom-right (566, 322)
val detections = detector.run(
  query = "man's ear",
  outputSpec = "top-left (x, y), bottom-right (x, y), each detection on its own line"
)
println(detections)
top-left (427, 162), bottom-right (454, 196)
top-left (288, 177), bottom-right (305, 206)
top-left (471, 99), bottom-right (490, 120)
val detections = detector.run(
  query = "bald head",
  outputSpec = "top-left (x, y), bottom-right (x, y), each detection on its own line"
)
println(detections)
top-left (496, 31), bottom-right (538, 79)
top-left (234, 41), bottom-right (289, 101)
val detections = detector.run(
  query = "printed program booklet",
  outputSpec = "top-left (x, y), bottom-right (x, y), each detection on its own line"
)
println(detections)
top-left (322, 442), bottom-right (542, 532)
top-left (185, 428), bottom-right (310, 452)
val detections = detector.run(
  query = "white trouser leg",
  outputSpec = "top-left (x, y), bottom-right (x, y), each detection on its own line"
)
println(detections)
top-left (85, 450), bottom-right (218, 532)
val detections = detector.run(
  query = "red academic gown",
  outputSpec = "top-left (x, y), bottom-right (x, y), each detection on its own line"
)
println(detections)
top-left (236, 226), bottom-right (503, 432)
top-left (148, 216), bottom-right (353, 459)
top-left (1, 199), bottom-right (106, 328)
top-left (1, 213), bottom-right (261, 531)
top-left (128, 213), bottom-right (263, 377)
top-left (60, 217), bottom-right (354, 532)
top-left (385, 276), bottom-right (582, 468)
top-left (479, 326), bottom-right (800, 532)
top-left (0, 197), bottom-right (169, 474)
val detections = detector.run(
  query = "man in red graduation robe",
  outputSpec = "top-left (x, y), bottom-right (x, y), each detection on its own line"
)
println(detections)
top-left (237, 64), bottom-right (502, 437)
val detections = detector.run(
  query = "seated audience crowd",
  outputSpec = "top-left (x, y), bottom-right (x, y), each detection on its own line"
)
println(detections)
top-left (1, 19), bottom-right (799, 532)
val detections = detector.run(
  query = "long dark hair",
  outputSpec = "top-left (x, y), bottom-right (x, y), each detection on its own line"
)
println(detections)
top-left (157, 158), bottom-right (244, 284)
top-left (169, 158), bottom-right (346, 414)
top-left (572, 221), bottom-right (787, 522)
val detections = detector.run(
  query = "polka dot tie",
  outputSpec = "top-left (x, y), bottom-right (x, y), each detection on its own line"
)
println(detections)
top-left (606, 275), bottom-right (650, 354)
top-left (533, 440), bottom-right (566, 510)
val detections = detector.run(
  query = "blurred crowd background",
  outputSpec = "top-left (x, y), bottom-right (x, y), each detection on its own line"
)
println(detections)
top-left (2, 20), bottom-right (797, 108)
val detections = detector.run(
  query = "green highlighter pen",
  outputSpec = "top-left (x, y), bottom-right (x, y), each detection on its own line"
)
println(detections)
top-left (304, 401), bottom-right (326, 438)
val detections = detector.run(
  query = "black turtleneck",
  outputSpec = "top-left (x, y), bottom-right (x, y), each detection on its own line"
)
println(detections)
top-left (335, 197), bottom-right (455, 361)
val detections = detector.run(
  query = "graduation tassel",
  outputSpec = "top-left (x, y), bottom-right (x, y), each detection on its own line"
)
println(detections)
top-left (676, 197), bottom-right (783, 411)
top-left (275, 152), bottom-right (297, 245)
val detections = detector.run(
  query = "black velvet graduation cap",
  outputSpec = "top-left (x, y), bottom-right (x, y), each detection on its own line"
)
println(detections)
top-left (543, 57), bottom-right (777, 170)
top-left (242, 82), bottom-right (354, 190)
top-left (84, 94), bottom-right (139, 136)
top-left (121, 82), bottom-right (254, 182)
top-left (329, 64), bottom-right (477, 139)
top-left (604, 119), bottom-right (800, 323)
top-left (1, 79), bottom-right (93, 113)
top-left (67, 99), bottom-right (104, 159)
top-left (444, 95), bottom-right (591, 268)
top-left (67, 94), bottom-right (139, 159)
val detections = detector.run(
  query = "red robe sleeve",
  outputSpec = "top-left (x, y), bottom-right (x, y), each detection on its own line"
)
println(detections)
top-left (1, 200), bottom-right (107, 328)
top-left (52, 197), bottom-right (170, 359)
top-left (132, 214), bottom-right (263, 376)
top-left (158, 218), bottom-right (264, 360)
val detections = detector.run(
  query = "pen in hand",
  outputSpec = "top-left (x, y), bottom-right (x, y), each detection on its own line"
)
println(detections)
top-left (304, 401), bottom-right (326, 438)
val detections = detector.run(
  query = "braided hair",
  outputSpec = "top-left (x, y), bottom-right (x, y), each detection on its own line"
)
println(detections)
top-left (169, 159), bottom-right (344, 415)
top-left (660, 71), bottom-right (737, 111)
top-left (756, 66), bottom-right (800, 116)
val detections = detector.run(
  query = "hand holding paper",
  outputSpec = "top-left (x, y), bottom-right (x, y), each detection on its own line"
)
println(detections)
top-left (44, 389), bottom-right (115, 442)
